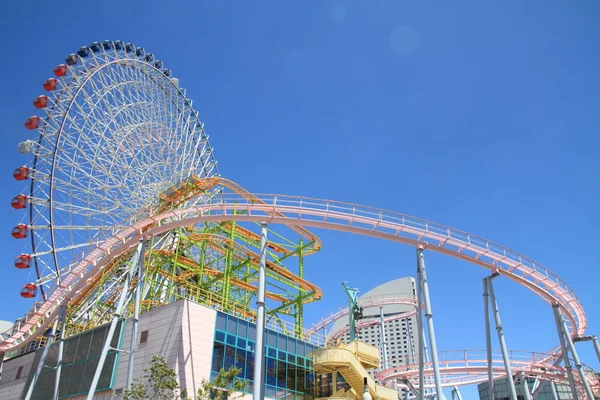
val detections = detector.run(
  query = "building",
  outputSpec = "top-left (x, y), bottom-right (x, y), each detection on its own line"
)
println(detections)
top-left (477, 376), bottom-right (575, 400)
top-left (0, 299), bottom-right (323, 400)
top-left (328, 277), bottom-right (419, 373)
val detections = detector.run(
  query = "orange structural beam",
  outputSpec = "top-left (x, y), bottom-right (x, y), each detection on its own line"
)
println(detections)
top-left (158, 176), bottom-right (322, 254)
top-left (185, 233), bottom-right (322, 301)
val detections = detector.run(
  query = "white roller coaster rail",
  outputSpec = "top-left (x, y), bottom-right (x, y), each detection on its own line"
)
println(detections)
top-left (1, 191), bottom-right (590, 393)
top-left (305, 296), bottom-right (419, 338)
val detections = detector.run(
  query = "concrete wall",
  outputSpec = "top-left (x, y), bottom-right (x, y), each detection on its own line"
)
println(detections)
top-left (0, 299), bottom-right (217, 400)
top-left (0, 351), bottom-right (36, 400)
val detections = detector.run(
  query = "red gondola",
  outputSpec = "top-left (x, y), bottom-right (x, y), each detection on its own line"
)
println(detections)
top-left (20, 283), bottom-right (37, 298)
top-left (11, 194), bottom-right (28, 209)
top-left (53, 64), bottom-right (68, 77)
top-left (11, 224), bottom-right (29, 239)
top-left (43, 78), bottom-right (58, 91)
top-left (24, 116), bottom-right (41, 130)
top-left (13, 166), bottom-right (30, 181)
top-left (14, 254), bottom-right (32, 269)
top-left (33, 95), bottom-right (49, 109)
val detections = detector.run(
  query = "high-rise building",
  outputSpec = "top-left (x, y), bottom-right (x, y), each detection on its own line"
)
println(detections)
top-left (477, 376), bottom-right (575, 400)
top-left (328, 277), bottom-right (419, 375)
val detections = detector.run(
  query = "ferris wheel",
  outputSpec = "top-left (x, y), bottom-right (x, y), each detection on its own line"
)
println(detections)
top-left (10, 40), bottom-right (220, 302)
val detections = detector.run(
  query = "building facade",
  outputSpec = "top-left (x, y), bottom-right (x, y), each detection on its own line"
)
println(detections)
top-left (477, 376), bottom-right (575, 400)
top-left (0, 299), bottom-right (323, 400)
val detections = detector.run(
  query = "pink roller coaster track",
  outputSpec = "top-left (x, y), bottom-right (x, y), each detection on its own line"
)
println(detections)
top-left (1, 190), bottom-right (593, 394)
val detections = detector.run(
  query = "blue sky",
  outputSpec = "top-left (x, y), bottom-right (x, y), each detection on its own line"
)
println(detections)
top-left (1, 1), bottom-right (599, 398)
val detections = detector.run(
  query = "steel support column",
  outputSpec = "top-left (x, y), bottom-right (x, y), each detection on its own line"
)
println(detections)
top-left (126, 240), bottom-right (146, 391)
top-left (483, 278), bottom-right (494, 398)
top-left (86, 241), bottom-right (143, 400)
top-left (550, 381), bottom-right (559, 400)
top-left (560, 315), bottom-right (595, 399)
top-left (25, 308), bottom-right (62, 400)
top-left (52, 305), bottom-right (67, 400)
top-left (417, 247), bottom-right (445, 400)
top-left (380, 306), bottom-right (389, 370)
top-left (451, 386), bottom-right (462, 400)
top-left (552, 304), bottom-right (579, 400)
top-left (519, 371), bottom-right (532, 400)
top-left (416, 252), bottom-right (425, 400)
top-left (252, 222), bottom-right (268, 400)
top-left (574, 335), bottom-right (600, 363)
top-left (486, 275), bottom-right (518, 400)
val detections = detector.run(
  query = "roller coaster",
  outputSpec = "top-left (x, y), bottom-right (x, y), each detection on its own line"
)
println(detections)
top-left (2, 40), bottom-right (599, 400)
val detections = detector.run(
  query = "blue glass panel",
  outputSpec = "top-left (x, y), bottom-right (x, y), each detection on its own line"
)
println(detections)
top-left (235, 349), bottom-right (246, 377)
top-left (267, 347), bottom-right (276, 358)
top-left (287, 337), bottom-right (296, 354)
top-left (247, 324), bottom-right (257, 341)
top-left (211, 342), bottom-right (224, 372)
top-left (224, 345), bottom-right (235, 370)
top-left (238, 320), bottom-right (248, 337)
top-left (245, 351), bottom-right (254, 380)
top-left (215, 331), bottom-right (225, 343)
top-left (267, 331), bottom-right (277, 347)
top-left (266, 357), bottom-right (276, 386)
top-left (237, 337), bottom-right (246, 349)
top-left (277, 333), bottom-right (287, 351)
top-left (226, 334), bottom-right (236, 345)
top-left (226, 316), bottom-right (237, 334)
top-left (215, 313), bottom-right (226, 331)
top-left (276, 360), bottom-right (286, 388)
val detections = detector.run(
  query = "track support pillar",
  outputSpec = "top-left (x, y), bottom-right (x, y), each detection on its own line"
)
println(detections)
top-left (252, 222), bottom-right (268, 400)
top-left (126, 239), bottom-right (146, 391)
top-left (552, 304), bottom-right (579, 400)
top-left (556, 307), bottom-right (595, 400)
top-left (416, 247), bottom-right (445, 400)
top-left (519, 371), bottom-right (532, 400)
top-left (450, 386), bottom-right (462, 400)
top-left (486, 275), bottom-right (518, 400)
top-left (86, 241), bottom-right (143, 400)
top-left (416, 250), bottom-right (424, 400)
top-left (52, 305), bottom-right (67, 400)
top-left (483, 278), bottom-right (494, 398)
top-left (380, 306), bottom-right (389, 371)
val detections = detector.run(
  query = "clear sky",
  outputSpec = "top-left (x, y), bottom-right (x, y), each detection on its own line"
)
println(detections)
top-left (1, 1), bottom-right (599, 398)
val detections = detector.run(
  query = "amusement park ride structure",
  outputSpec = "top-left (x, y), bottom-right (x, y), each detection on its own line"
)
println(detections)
top-left (2, 40), bottom-right (599, 400)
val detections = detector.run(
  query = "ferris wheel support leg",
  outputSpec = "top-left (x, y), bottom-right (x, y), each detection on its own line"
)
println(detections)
top-left (52, 305), bottom-right (67, 400)
top-left (417, 247), bottom-right (445, 400)
top-left (486, 275), bottom-right (518, 400)
top-left (557, 310), bottom-right (595, 400)
top-left (552, 304), bottom-right (579, 400)
top-left (416, 249), bottom-right (425, 400)
top-left (252, 222), bottom-right (268, 400)
top-left (86, 241), bottom-right (143, 400)
top-left (24, 307), bottom-right (62, 400)
top-left (126, 240), bottom-right (147, 391)
top-left (519, 371), bottom-right (532, 400)
top-left (483, 278), bottom-right (494, 398)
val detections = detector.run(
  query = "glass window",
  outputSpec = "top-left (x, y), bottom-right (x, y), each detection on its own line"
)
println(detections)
top-left (266, 357), bottom-right (276, 386)
top-left (237, 337), bottom-right (247, 349)
top-left (267, 347), bottom-right (276, 358)
top-left (212, 342), bottom-right (224, 372)
top-left (224, 345), bottom-right (235, 370)
top-left (238, 320), bottom-right (248, 337)
top-left (267, 331), bottom-right (277, 348)
top-left (226, 316), bottom-right (237, 334)
top-left (216, 313), bottom-right (227, 331)
top-left (215, 330), bottom-right (225, 343)
top-left (226, 334), bottom-right (236, 346)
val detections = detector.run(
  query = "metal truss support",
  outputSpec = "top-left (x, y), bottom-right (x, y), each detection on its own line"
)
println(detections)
top-left (25, 305), bottom-right (63, 400)
top-left (252, 222), bottom-right (268, 400)
top-left (126, 240), bottom-right (146, 391)
top-left (416, 247), bottom-right (445, 400)
top-left (380, 306), bottom-right (389, 370)
top-left (486, 275), bottom-right (518, 400)
top-left (52, 305), bottom-right (67, 400)
top-left (450, 386), bottom-right (462, 400)
top-left (558, 310), bottom-right (595, 400)
top-left (482, 278), bottom-right (494, 398)
top-left (552, 304), bottom-right (579, 400)
top-left (518, 371), bottom-right (532, 400)
top-left (573, 335), bottom-right (600, 363)
top-left (86, 241), bottom-right (144, 400)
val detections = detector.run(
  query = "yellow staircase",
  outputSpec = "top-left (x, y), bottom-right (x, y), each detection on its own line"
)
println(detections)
top-left (311, 340), bottom-right (398, 400)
